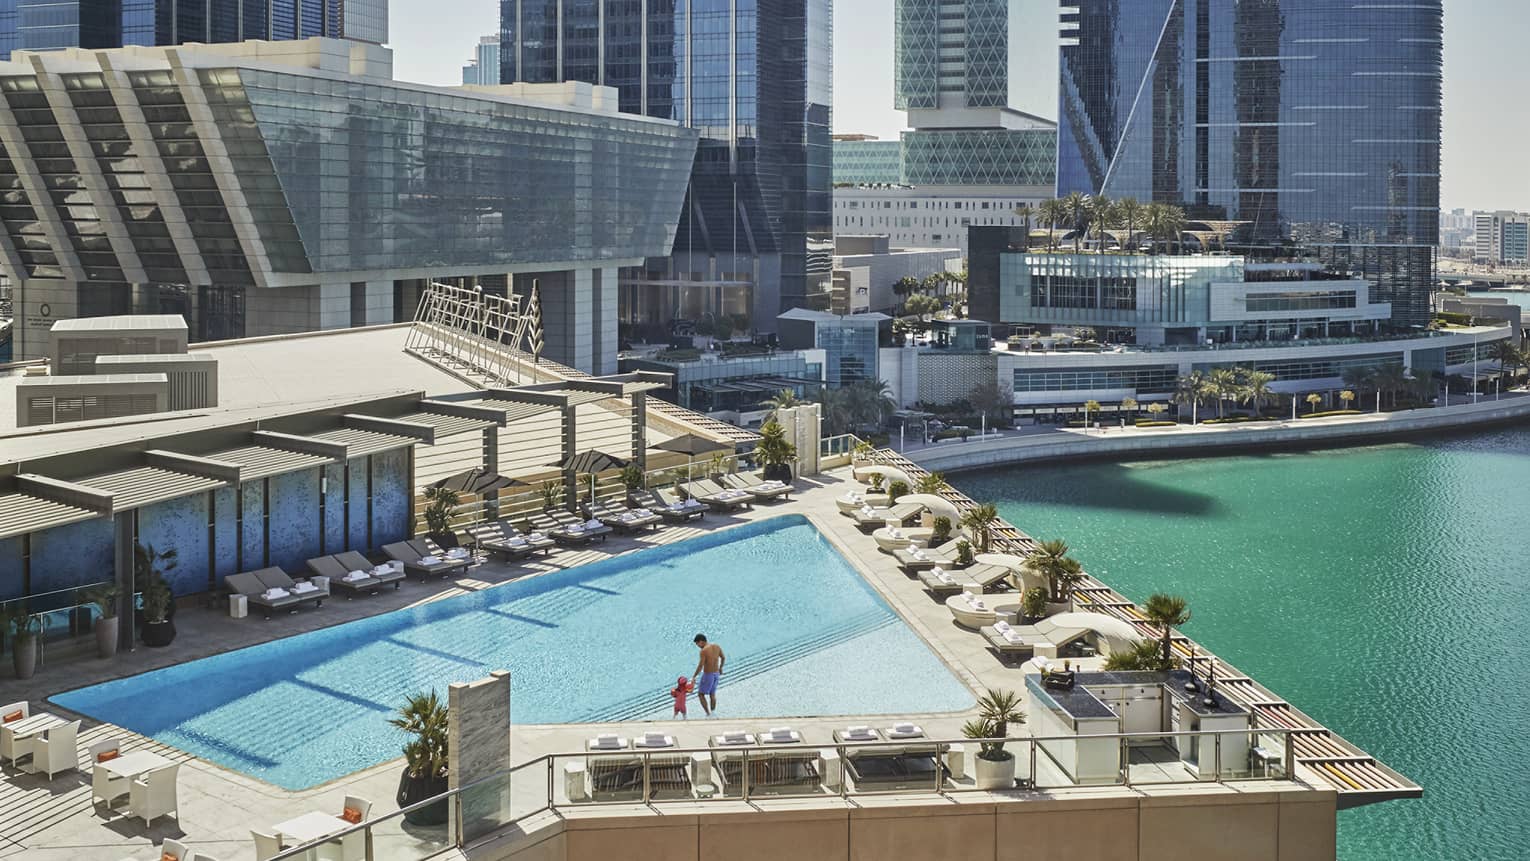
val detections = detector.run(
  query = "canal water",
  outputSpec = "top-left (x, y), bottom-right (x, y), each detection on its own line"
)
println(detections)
top-left (952, 424), bottom-right (1530, 861)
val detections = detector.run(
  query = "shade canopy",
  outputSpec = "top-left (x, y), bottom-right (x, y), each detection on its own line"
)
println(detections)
top-left (558, 449), bottom-right (630, 475)
top-left (855, 464), bottom-right (912, 488)
top-left (430, 468), bottom-right (518, 495)
top-left (651, 433), bottom-right (732, 457)
top-left (897, 493), bottom-right (960, 523)
top-left (1046, 612), bottom-right (1146, 651)
top-left (975, 552), bottom-right (1046, 594)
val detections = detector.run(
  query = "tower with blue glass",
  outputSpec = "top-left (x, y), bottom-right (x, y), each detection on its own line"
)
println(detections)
top-left (499, 0), bottom-right (833, 332)
top-left (0, 0), bottom-right (386, 60)
top-left (1057, 0), bottom-right (1443, 327)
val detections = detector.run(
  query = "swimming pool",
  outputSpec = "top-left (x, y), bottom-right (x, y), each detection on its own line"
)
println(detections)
top-left (53, 515), bottom-right (972, 790)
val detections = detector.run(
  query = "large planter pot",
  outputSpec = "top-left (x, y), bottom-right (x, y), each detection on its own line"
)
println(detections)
top-left (397, 768), bottom-right (450, 826)
top-left (973, 753), bottom-right (1017, 790)
top-left (762, 463), bottom-right (792, 483)
top-left (141, 619), bottom-right (176, 648)
top-left (1044, 601), bottom-right (1073, 617)
top-left (10, 634), bottom-right (37, 680)
top-left (94, 617), bottom-right (119, 659)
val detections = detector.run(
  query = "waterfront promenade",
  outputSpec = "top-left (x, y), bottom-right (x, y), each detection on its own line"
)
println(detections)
top-left (907, 391), bottom-right (1530, 473)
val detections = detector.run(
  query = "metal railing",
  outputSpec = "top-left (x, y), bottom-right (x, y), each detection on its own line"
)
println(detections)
top-left (819, 433), bottom-right (863, 459)
top-left (271, 727), bottom-right (1302, 860)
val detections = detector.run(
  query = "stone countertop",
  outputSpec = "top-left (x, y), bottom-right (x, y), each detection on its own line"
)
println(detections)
top-left (1030, 670), bottom-right (1248, 721)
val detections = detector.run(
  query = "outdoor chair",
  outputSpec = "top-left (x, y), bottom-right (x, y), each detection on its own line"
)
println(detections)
top-left (334, 551), bottom-right (404, 590)
top-left (250, 829), bottom-right (284, 861)
top-left (722, 472), bottom-right (792, 501)
top-left (689, 479), bottom-right (752, 512)
top-left (642, 489), bottom-right (705, 521)
top-left (226, 569), bottom-right (316, 619)
top-left (128, 762), bottom-right (179, 826)
top-left (590, 501), bottom-right (662, 533)
top-left (89, 739), bottom-right (129, 806)
top-left (306, 555), bottom-right (380, 598)
top-left (892, 538), bottom-right (964, 572)
top-left (382, 541), bottom-right (469, 580)
top-left (31, 719), bottom-right (79, 779)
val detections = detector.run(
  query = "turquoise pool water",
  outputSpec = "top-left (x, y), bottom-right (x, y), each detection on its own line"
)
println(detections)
top-left (53, 516), bottom-right (972, 790)
top-left (952, 426), bottom-right (1530, 861)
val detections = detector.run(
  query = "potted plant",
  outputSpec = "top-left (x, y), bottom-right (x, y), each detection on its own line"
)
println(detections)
top-left (2, 607), bottom-right (43, 680)
top-left (391, 690), bottom-right (450, 826)
top-left (707, 451), bottom-right (728, 480)
top-left (619, 463), bottom-right (645, 496)
top-left (1023, 538), bottom-right (1084, 612)
top-left (962, 689), bottom-right (1025, 790)
top-left (84, 583), bottom-right (120, 659)
top-left (930, 516), bottom-right (952, 546)
top-left (955, 540), bottom-right (975, 567)
top-left (1021, 587), bottom-right (1048, 623)
top-left (867, 473), bottom-right (885, 494)
top-left (421, 486), bottom-right (460, 544)
top-left (755, 419), bottom-right (798, 483)
top-left (539, 480), bottom-right (563, 512)
top-left (141, 574), bottom-right (176, 648)
top-left (133, 543), bottom-right (178, 627)
top-left (851, 440), bottom-right (875, 463)
top-left (886, 480), bottom-right (909, 504)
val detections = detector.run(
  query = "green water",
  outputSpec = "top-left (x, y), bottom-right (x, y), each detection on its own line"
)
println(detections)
top-left (952, 425), bottom-right (1530, 861)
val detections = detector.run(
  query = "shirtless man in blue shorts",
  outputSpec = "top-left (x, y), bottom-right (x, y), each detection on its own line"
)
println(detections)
top-left (692, 633), bottom-right (726, 716)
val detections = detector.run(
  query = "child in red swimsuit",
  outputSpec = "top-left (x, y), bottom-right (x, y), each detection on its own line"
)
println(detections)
top-left (670, 675), bottom-right (694, 718)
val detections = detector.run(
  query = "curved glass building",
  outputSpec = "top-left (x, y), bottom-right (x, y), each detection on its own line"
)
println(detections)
top-left (1057, 0), bottom-right (1443, 326)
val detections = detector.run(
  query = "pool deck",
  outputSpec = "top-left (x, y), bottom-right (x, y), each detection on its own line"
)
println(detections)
top-left (0, 469), bottom-right (1297, 859)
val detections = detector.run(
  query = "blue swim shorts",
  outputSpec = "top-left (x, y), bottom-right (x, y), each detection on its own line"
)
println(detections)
top-left (698, 671), bottom-right (720, 695)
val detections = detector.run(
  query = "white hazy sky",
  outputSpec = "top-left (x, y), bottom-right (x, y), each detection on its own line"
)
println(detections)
top-left (390, 0), bottom-right (1528, 213)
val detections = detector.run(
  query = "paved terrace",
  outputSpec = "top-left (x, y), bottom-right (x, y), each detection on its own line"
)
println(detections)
top-left (0, 467), bottom-right (1376, 860)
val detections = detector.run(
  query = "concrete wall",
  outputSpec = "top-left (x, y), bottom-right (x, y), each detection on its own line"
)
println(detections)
top-left (910, 396), bottom-right (1530, 474)
top-left (485, 790), bottom-right (1337, 861)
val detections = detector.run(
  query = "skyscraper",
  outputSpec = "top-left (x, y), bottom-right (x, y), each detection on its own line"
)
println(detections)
top-left (1057, 0), bottom-right (1443, 327)
top-left (499, 0), bottom-right (833, 333)
top-left (0, 0), bottom-right (387, 61)
top-left (462, 34), bottom-right (500, 86)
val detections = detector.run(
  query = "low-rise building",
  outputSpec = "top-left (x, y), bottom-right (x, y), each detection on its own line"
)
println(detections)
top-left (620, 346), bottom-right (825, 425)
top-left (777, 308), bottom-right (890, 388)
top-left (830, 235), bottom-right (961, 314)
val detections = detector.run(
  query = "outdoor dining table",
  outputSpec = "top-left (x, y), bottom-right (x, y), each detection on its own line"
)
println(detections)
top-left (273, 810), bottom-right (350, 855)
top-left (2, 713), bottom-right (65, 766)
top-left (97, 750), bottom-right (172, 781)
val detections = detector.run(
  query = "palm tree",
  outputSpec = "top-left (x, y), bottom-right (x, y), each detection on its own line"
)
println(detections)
top-left (959, 502), bottom-right (1000, 553)
top-left (1339, 389), bottom-right (1356, 410)
top-left (1237, 369), bottom-right (1277, 416)
top-left (1143, 593), bottom-right (1191, 669)
top-left (1038, 198), bottom-right (1067, 252)
top-left (893, 276), bottom-right (920, 305)
top-left (1490, 339), bottom-right (1523, 387)
top-left (1208, 368), bottom-right (1239, 418)
top-left (920, 272), bottom-right (944, 295)
top-left (1145, 402), bottom-right (1168, 422)
top-left (1305, 393), bottom-right (1323, 414)
top-left (1063, 191), bottom-right (1090, 253)
top-left (1086, 195), bottom-right (1116, 249)
top-left (1120, 397), bottom-right (1137, 420)
top-left (1172, 370), bottom-right (1209, 424)
top-left (1342, 364), bottom-right (1379, 409)
top-left (1374, 363), bottom-right (1409, 409)
top-left (766, 388), bottom-right (803, 419)
top-left (1141, 203), bottom-right (1167, 254)
top-left (1116, 197), bottom-right (1143, 250)
top-left (1082, 399), bottom-right (1101, 427)
top-left (1023, 538), bottom-right (1084, 602)
top-left (1160, 205), bottom-right (1187, 254)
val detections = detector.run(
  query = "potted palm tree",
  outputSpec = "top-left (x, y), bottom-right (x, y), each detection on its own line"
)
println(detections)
top-left (2, 607), bottom-right (43, 680)
top-left (962, 689), bottom-right (1025, 789)
top-left (755, 419), bottom-right (797, 483)
top-left (421, 486), bottom-right (460, 545)
top-left (84, 583), bottom-right (120, 659)
top-left (1023, 538), bottom-right (1084, 614)
top-left (392, 690), bottom-right (450, 825)
top-left (1144, 594), bottom-right (1191, 669)
top-left (958, 503), bottom-right (999, 553)
top-left (930, 516), bottom-right (952, 546)
top-left (539, 480), bottom-right (563, 512)
top-left (141, 574), bottom-right (176, 648)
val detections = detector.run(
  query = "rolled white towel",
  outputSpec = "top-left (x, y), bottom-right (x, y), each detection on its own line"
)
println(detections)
top-left (642, 731), bottom-right (669, 746)
top-left (529, 532), bottom-right (547, 541)
top-left (993, 620), bottom-right (1010, 633)
top-left (419, 555), bottom-right (441, 565)
top-left (892, 722), bottom-right (917, 735)
top-left (935, 570), bottom-right (955, 584)
top-left (913, 549), bottom-right (927, 561)
top-left (567, 524), bottom-right (584, 533)
top-left (844, 726), bottom-right (875, 740)
top-left (292, 581), bottom-right (318, 595)
top-left (766, 728), bottom-right (797, 743)
top-left (584, 519), bottom-right (603, 529)
top-left (634, 508), bottom-right (653, 516)
top-left (669, 502), bottom-right (685, 511)
top-left (262, 587), bottom-right (290, 600)
top-left (1003, 629), bottom-right (1028, 644)
top-left (861, 505), bottom-right (874, 515)
top-left (721, 731), bottom-right (749, 744)
top-left (966, 596), bottom-right (988, 611)
top-left (506, 536), bottom-right (528, 547)
top-left (446, 547), bottom-right (469, 559)
top-left (590, 734), bottom-right (622, 750)
top-left (345, 570), bottom-right (369, 582)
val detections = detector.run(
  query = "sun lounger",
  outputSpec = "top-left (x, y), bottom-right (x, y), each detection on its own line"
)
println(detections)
top-left (548, 510), bottom-right (614, 541)
top-left (334, 551), bottom-right (405, 590)
top-left (641, 489), bottom-right (706, 521)
top-left (629, 732), bottom-right (693, 800)
top-left (468, 521), bottom-right (552, 561)
top-left (590, 502), bottom-right (662, 533)
top-left (383, 541), bottom-right (470, 580)
top-left (690, 479), bottom-right (752, 512)
top-left (892, 538), bottom-right (963, 572)
top-left (851, 502), bottom-right (922, 531)
top-left (306, 554), bottom-right (382, 597)
top-left (226, 568), bottom-right (326, 619)
top-left (722, 473), bottom-right (792, 501)
top-left (836, 491), bottom-right (889, 515)
top-left (980, 621), bottom-right (1045, 662)
top-left (748, 728), bottom-right (821, 794)
top-left (834, 725), bottom-right (945, 789)
top-left (528, 511), bottom-right (610, 544)
top-left (582, 734), bottom-right (691, 800)
top-left (918, 563), bottom-right (1010, 596)
top-left (707, 732), bottom-right (757, 795)
top-left (945, 592), bottom-right (997, 629)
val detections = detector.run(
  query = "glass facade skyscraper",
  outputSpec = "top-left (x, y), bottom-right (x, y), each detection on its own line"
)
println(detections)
top-left (1057, 0), bottom-right (1443, 327)
top-left (0, 0), bottom-right (386, 60)
top-left (499, 0), bottom-right (833, 328)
